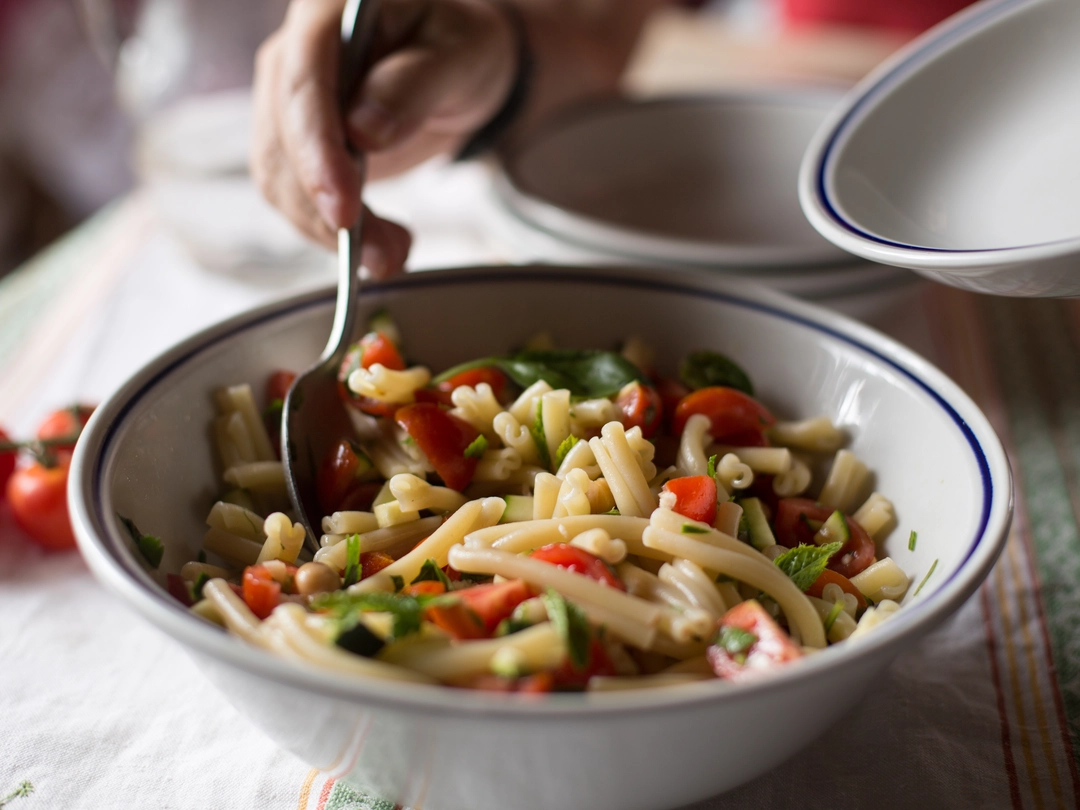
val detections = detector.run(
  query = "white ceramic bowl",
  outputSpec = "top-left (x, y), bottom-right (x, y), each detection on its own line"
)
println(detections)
top-left (70, 266), bottom-right (1010, 810)
top-left (800, 0), bottom-right (1080, 296)
top-left (497, 92), bottom-right (854, 269)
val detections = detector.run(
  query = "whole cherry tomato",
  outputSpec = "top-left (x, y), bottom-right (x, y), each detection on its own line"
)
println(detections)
top-left (672, 387), bottom-right (775, 446)
top-left (614, 381), bottom-right (663, 439)
top-left (37, 404), bottom-right (95, 452)
top-left (529, 544), bottom-right (625, 591)
top-left (316, 439), bottom-right (376, 515)
top-left (7, 457), bottom-right (77, 550)
top-left (395, 403), bottom-right (481, 491)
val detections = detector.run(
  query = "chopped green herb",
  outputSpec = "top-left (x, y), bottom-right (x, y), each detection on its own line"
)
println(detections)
top-left (312, 590), bottom-right (424, 641)
top-left (605, 507), bottom-right (621, 516)
top-left (773, 541), bottom-right (843, 591)
top-left (912, 559), bottom-right (939, 597)
top-left (908, 530), bottom-right (918, 551)
top-left (555, 434), bottom-right (580, 469)
top-left (541, 588), bottom-right (591, 669)
top-left (681, 524), bottom-right (710, 535)
top-left (342, 534), bottom-right (362, 588)
top-left (197, 549), bottom-right (207, 564)
top-left (463, 434), bottom-right (488, 459)
top-left (119, 515), bottom-right (164, 569)
top-left (0, 781), bottom-right (34, 807)
top-left (390, 575), bottom-right (404, 592)
top-left (679, 350), bottom-right (754, 396)
top-left (823, 600), bottom-right (845, 634)
top-left (191, 572), bottom-right (210, 602)
top-left (411, 558), bottom-right (452, 589)
top-left (531, 400), bottom-right (551, 469)
top-left (706, 454), bottom-right (718, 479)
top-left (714, 625), bottom-right (757, 657)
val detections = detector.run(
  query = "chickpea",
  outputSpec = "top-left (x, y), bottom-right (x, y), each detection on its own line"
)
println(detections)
top-left (294, 562), bottom-right (340, 597)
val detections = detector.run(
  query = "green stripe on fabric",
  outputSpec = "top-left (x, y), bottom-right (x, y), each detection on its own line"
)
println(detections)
top-left (987, 296), bottom-right (1080, 765)
top-left (324, 781), bottom-right (397, 810)
top-left (0, 202), bottom-right (119, 371)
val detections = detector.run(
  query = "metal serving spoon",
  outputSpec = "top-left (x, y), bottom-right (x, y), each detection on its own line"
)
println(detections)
top-left (282, 0), bottom-right (381, 550)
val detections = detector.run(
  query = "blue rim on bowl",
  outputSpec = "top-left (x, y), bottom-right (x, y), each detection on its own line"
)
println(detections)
top-left (70, 266), bottom-right (1012, 716)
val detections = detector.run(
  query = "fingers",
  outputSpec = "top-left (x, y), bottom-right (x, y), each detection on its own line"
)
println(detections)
top-left (361, 207), bottom-right (413, 279)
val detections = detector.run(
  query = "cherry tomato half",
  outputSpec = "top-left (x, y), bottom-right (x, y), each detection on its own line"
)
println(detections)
top-left (615, 381), bottom-right (663, 439)
top-left (529, 544), bottom-right (625, 591)
top-left (437, 366), bottom-right (509, 402)
top-left (316, 439), bottom-right (374, 515)
top-left (337, 338), bottom-right (403, 418)
top-left (672, 387), bottom-right (774, 446)
top-left (773, 498), bottom-right (876, 579)
top-left (707, 599), bottom-right (803, 682)
top-left (359, 331), bottom-right (406, 371)
top-left (7, 458), bottom-right (77, 550)
top-left (266, 370), bottom-right (297, 404)
top-left (395, 403), bottom-right (481, 491)
top-left (37, 404), bottom-right (95, 452)
top-left (661, 475), bottom-right (717, 525)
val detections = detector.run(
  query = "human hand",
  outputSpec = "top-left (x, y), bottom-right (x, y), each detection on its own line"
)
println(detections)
top-left (251, 0), bottom-right (517, 277)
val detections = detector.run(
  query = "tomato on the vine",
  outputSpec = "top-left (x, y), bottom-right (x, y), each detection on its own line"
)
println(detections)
top-left (37, 404), bottom-right (95, 452)
top-left (7, 457), bottom-right (76, 550)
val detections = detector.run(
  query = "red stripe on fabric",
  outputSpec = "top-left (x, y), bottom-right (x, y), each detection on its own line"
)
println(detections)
top-left (316, 778), bottom-right (336, 810)
top-left (982, 583), bottom-right (1024, 810)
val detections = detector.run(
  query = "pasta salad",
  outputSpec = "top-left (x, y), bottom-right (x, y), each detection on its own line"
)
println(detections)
top-left (150, 313), bottom-right (914, 692)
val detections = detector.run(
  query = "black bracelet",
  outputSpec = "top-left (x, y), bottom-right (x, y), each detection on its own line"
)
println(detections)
top-left (455, 1), bottom-right (534, 161)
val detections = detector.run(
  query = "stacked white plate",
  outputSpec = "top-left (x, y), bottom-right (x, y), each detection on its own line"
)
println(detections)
top-left (491, 90), bottom-right (920, 313)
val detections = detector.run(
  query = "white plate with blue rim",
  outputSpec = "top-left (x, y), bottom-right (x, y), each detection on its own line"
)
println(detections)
top-left (799, 0), bottom-right (1080, 297)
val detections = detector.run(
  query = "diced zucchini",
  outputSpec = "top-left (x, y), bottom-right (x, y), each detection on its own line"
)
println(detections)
top-left (500, 495), bottom-right (535, 523)
top-left (374, 500), bottom-right (421, 528)
top-left (813, 510), bottom-right (850, 547)
top-left (740, 497), bottom-right (776, 550)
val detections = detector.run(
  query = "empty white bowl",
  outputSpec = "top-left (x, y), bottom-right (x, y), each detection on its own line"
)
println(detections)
top-left (69, 265), bottom-right (1010, 810)
top-left (497, 92), bottom-right (854, 269)
top-left (800, 0), bottom-right (1080, 296)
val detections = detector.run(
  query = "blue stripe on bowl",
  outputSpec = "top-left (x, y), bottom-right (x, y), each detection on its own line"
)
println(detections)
top-left (93, 269), bottom-right (995, 636)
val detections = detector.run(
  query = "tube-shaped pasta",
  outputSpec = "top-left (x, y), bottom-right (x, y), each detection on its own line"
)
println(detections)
top-left (223, 411), bottom-right (258, 465)
top-left (473, 448), bottom-right (523, 482)
top-left (555, 439), bottom-right (599, 480)
top-left (448, 545), bottom-right (664, 627)
top-left (573, 599), bottom-right (657, 650)
top-left (671, 559), bottom-right (727, 617)
top-left (203, 578), bottom-right (262, 643)
top-left (711, 446), bottom-right (791, 475)
top-left (348, 364), bottom-right (430, 403)
top-left (849, 599), bottom-right (901, 639)
top-left (206, 501), bottom-right (264, 543)
top-left (641, 525), bottom-right (826, 648)
top-left (807, 595), bottom-right (858, 643)
top-left (389, 474), bottom-right (469, 513)
top-left (852, 492), bottom-right (896, 540)
top-left (449, 383), bottom-right (502, 437)
top-left (541, 389), bottom-right (572, 465)
top-left (224, 461), bottom-right (286, 493)
top-left (616, 561), bottom-right (690, 610)
top-left (368, 423), bottom-right (431, 479)
top-left (624, 426), bottom-right (658, 482)
top-left (470, 514), bottom-right (666, 561)
top-left (492, 412), bottom-right (541, 466)
top-left (851, 557), bottom-right (910, 603)
top-left (768, 416), bottom-right (846, 452)
top-left (773, 455), bottom-right (812, 498)
top-left (595, 422), bottom-right (657, 516)
top-left (532, 473), bottom-right (561, 520)
top-left (552, 468), bottom-right (592, 518)
top-left (180, 561), bottom-right (233, 582)
top-left (657, 605), bottom-right (715, 643)
top-left (313, 515), bottom-right (443, 571)
top-left (818, 449), bottom-right (870, 514)
top-left (214, 414), bottom-right (247, 469)
top-left (570, 528), bottom-right (627, 565)
top-left (379, 622), bottom-right (564, 681)
top-left (716, 453), bottom-right (753, 491)
top-left (508, 380), bottom-right (553, 424)
top-left (353, 498), bottom-right (504, 592)
top-left (256, 513), bottom-right (307, 564)
top-left (322, 511), bottom-right (379, 536)
top-left (569, 398), bottom-right (618, 434)
top-left (203, 527), bottom-right (264, 566)
top-left (217, 384), bottom-right (276, 462)
top-left (714, 500), bottom-right (742, 538)
top-left (650, 507), bottom-right (759, 562)
top-left (676, 414), bottom-right (711, 478)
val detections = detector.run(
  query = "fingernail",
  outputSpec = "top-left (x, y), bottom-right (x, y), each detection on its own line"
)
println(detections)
top-left (314, 191), bottom-right (339, 230)
top-left (348, 101), bottom-right (396, 148)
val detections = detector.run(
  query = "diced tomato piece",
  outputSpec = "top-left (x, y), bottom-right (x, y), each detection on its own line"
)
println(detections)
top-left (359, 331), bottom-right (406, 371)
top-left (395, 403), bottom-right (481, 491)
top-left (707, 599), bottom-right (803, 682)
top-left (403, 580), bottom-right (447, 597)
top-left (807, 569), bottom-right (868, 610)
top-left (36, 404), bottom-right (95, 452)
top-left (242, 565), bottom-right (281, 620)
top-left (529, 544), bottom-right (625, 591)
top-left (360, 551), bottom-right (395, 580)
top-left (456, 579), bottom-right (533, 634)
top-left (672, 387), bottom-right (775, 445)
top-left (614, 381), bottom-right (663, 439)
top-left (437, 366), bottom-right (509, 402)
top-left (425, 600), bottom-right (486, 640)
top-left (773, 498), bottom-right (876, 579)
top-left (167, 574), bottom-right (194, 607)
top-left (266, 370), bottom-right (297, 404)
top-left (316, 439), bottom-right (372, 515)
top-left (553, 638), bottom-right (618, 689)
top-left (414, 388), bottom-right (454, 407)
top-left (661, 475), bottom-right (718, 525)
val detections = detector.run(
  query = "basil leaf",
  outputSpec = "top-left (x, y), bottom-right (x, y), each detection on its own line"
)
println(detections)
top-left (500, 350), bottom-right (646, 399)
top-left (342, 534), bottom-right (362, 588)
top-left (679, 350), bottom-right (754, 396)
top-left (773, 542), bottom-right (843, 591)
top-left (431, 357), bottom-right (503, 385)
top-left (541, 588), bottom-right (591, 669)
